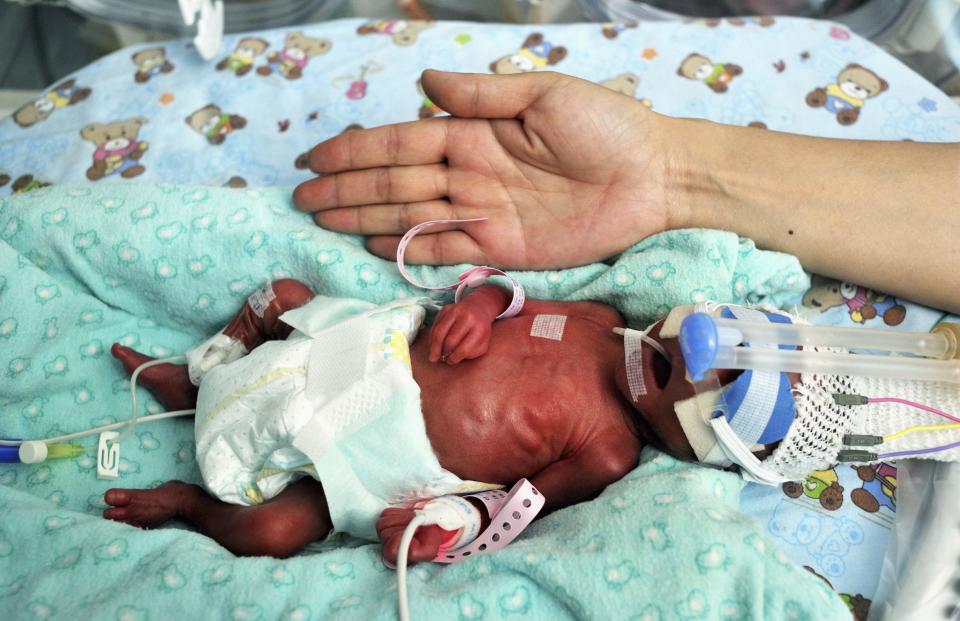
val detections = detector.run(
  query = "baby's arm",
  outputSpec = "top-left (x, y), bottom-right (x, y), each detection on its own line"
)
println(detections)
top-left (377, 439), bottom-right (637, 565)
top-left (429, 285), bottom-right (505, 364)
top-left (529, 437), bottom-right (638, 514)
top-left (431, 286), bottom-right (624, 364)
top-left (469, 284), bottom-right (624, 329)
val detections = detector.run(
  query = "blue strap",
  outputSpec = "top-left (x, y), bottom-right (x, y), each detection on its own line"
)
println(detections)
top-left (717, 307), bottom-right (797, 445)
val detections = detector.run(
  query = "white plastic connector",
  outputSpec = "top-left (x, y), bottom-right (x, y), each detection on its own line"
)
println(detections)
top-left (19, 441), bottom-right (47, 464)
top-left (97, 432), bottom-right (121, 480)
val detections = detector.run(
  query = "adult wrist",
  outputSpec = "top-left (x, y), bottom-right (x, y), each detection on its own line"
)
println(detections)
top-left (658, 115), bottom-right (737, 232)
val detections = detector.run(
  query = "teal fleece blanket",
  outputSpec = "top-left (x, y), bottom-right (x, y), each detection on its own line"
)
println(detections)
top-left (0, 184), bottom-right (848, 619)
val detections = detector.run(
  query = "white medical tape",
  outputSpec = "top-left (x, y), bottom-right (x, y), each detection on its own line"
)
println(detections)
top-left (396, 218), bottom-right (525, 319)
top-left (420, 495), bottom-right (483, 551)
top-left (624, 328), bottom-right (646, 400)
top-left (247, 282), bottom-right (276, 318)
top-left (530, 314), bottom-right (566, 341)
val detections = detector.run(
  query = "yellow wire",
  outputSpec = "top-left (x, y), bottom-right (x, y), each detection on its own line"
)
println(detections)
top-left (884, 423), bottom-right (960, 443)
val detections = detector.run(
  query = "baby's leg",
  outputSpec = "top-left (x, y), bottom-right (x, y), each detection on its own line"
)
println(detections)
top-left (110, 279), bottom-right (315, 411)
top-left (221, 278), bottom-right (315, 351)
top-left (104, 477), bottom-right (332, 558)
top-left (111, 344), bottom-right (198, 411)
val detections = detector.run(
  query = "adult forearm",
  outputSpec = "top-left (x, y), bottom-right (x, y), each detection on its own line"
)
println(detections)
top-left (664, 116), bottom-right (960, 313)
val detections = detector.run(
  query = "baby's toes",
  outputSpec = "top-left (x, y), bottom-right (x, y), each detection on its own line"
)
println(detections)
top-left (103, 506), bottom-right (129, 521)
top-left (104, 488), bottom-right (134, 507)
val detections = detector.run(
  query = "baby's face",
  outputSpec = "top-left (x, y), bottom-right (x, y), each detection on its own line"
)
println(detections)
top-left (613, 320), bottom-right (739, 461)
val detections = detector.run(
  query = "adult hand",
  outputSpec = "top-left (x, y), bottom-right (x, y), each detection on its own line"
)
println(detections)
top-left (293, 70), bottom-right (678, 270)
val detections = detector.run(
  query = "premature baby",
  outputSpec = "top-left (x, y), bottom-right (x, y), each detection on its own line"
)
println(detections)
top-left (103, 278), bottom-right (737, 564)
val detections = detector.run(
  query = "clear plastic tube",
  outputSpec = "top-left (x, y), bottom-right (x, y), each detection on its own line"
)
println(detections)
top-left (712, 346), bottom-right (960, 383)
top-left (714, 317), bottom-right (951, 359)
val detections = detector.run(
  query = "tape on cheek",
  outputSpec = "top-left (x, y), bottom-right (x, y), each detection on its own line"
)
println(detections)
top-left (247, 282), bottom-right (276, 318)
top-left (624, 330), bottom-right (646, 400)
top-left (530, 314), bottom-right (566, 341)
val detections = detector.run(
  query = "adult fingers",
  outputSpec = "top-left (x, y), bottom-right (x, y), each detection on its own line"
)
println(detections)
top-left (312, 200), bottom-right (465, 235)
top-left (365, 231), bottom-right (486, 266)
top-left (294, 164), bottom-right (448, 210)
top-left (307, 119), bottom-right (449, 174)
top-left (421, 69), bottom-right (565, 119)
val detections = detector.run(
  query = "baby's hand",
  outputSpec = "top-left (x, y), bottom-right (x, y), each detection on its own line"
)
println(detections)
top-left (377, 506), bottom-right (450, 566)
top-left (429, 303), bottom-right (492, 365)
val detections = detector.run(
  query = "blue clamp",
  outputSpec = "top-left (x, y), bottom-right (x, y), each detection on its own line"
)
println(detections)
top-left (679, 312), bottom-right (719, 382)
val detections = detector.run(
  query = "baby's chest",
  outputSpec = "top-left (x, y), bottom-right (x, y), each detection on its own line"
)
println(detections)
top-left (488, 314), bottom-right (607, 358)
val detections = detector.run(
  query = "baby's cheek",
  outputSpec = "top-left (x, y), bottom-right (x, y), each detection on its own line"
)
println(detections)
top-left (651, 398), bottom-right (697, 461)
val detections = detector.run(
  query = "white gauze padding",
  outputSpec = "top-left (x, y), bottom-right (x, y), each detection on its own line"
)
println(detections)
top-left (530, 314), bottom-right (566, 341)
top-left (624, 329), bottom-right (646, 400)
top-left (185, 332), bottom-right (247, 386)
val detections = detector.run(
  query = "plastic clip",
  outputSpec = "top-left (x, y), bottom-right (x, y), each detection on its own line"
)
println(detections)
top-left (832, 393), bottom-right (869, 406)
top-left (837, 449), bottom-right (878, 463)
top-left (843, 434), bottom-right (883, 447)
top-left (97, 431), bottom-right (121, 480)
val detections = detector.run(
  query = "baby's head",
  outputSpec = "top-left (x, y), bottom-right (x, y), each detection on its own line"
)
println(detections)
top-left (612, 316), bottom-right (743, 462)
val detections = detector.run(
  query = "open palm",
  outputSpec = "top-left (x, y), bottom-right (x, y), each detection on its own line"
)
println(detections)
top-left (293, 70), bottom-right (672, 269)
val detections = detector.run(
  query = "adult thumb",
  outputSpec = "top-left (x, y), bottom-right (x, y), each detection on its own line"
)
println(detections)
top-left (420, 69), bottom-right (563, 119)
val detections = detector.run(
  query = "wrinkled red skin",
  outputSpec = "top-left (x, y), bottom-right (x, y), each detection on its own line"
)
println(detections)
top-left (104, 279), bottom-right (744, 563)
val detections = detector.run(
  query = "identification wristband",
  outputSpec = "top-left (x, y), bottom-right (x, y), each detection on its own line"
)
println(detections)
top-left (433, 479), bottom-right (544, 564)
top-left (396, 218), bottom-right (525, 319)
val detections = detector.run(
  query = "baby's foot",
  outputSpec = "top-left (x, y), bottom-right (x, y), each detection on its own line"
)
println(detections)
top-left (103, 481), bottom-right (201, 528)
top-left (111, 344), bottom-right (198, 411)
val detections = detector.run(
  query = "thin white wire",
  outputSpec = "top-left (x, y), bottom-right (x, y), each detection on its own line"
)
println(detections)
top-left (125, 355), bottom-right (187, 441)
top-left (0, 410), bottom-right (195, 446)
top-left (397, 513), bottom-right (428, 621)
top-left (0, 354), bottom-right (193, 447)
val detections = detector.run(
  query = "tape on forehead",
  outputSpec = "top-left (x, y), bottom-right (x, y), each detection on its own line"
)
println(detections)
top-left (530, 314), bottom-right (566, 340)
top-left (624, 329), bottom-right (646, 400)
top-left (247, 282), bottom-right (276, 318)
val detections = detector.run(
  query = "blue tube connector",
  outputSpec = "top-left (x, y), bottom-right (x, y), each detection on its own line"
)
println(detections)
top-left (679, 313), bottom-right (720, 382)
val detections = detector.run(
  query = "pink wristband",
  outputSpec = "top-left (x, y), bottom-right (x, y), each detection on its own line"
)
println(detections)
top-left (396, 218), bottom-right (525, 319)
top-left (433, 479), bottom-right (544, 564)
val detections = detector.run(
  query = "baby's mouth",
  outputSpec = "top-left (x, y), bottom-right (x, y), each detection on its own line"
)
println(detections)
top-left (651, 348), bottom-right (671, 390)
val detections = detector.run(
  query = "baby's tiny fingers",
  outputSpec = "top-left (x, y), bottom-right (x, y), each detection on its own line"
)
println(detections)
top-left (448, 330), bottom-right (487, 364)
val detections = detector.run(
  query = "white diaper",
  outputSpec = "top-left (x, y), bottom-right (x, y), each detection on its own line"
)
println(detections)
top-left (191, 295), bottom-right (496, 540)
